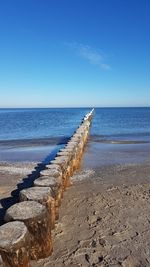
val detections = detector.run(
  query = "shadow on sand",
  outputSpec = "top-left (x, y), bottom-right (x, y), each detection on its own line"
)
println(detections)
top-left (0, 136), bottom-right (70, 225)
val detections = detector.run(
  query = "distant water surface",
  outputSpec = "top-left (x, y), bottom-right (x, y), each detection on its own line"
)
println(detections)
top-left (83, 107), bottom-right (150, 168)
top-left (0, 108), bottom-right (89, 141)
top-left (0, 107), bottom-right (150, 165)
top-left (0, 108), bottom-right (89, 162)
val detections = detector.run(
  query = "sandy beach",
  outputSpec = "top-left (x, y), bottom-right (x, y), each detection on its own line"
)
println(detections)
top-left (1, 161), bottom-right (150, 266)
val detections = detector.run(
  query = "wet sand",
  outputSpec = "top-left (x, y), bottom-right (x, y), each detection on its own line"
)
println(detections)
top-left (0, 161), bottom-right (37, 195)
top-left (1, 161), bottom-right (150, 266)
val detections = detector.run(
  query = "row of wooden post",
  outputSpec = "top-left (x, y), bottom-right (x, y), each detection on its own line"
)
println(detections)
top-left (0, 109), bottom-right (94, 267)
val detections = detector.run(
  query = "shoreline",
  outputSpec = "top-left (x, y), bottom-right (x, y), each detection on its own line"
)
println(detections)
top-left (1, 160), bottom-right (150, 199)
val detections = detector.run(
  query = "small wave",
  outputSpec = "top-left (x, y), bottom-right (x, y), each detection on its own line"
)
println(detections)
top-left (94, 140), bottom-right (150, 145)
top-left (90, 134), bottom-right (150, 145)
top-left (0, 136), bottom-right (70, 148)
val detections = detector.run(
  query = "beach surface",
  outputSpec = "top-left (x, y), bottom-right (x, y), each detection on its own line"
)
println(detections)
top-left (1, 161), bottom-right (150, 266)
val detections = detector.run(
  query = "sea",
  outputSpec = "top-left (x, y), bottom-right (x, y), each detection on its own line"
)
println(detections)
top-left (0, 108), bottom-right (150, 167)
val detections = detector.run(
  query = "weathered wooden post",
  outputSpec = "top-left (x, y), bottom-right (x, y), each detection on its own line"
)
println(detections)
top-left (40, 165), bottom-right (63, 199)
top-left (65, 140), bottom-right (83, 168)
top-left (19, 186), bottom-right (56, 229)
top-left (0, 221), bottom-right (30, 267)
top-left (51, 155), bottom-right (72, 188)
top-left (4, 201), bottom-right (52, 260)
top-left (56, 150), bottom-right (75, 176)
top-left (69, 136), bottom-right (85, 159)
top-left (34, 176), bottom-right (62, 219)
top-left (41, 164), bottom-right (62, 178)
top-left (60, 145), bottom-right (79, 171)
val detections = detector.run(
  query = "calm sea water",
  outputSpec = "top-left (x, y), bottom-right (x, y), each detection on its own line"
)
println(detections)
top-left (85, 107), bottom-right (150, 168)
top-left (0, 108), bottom-right (89, 162)
top-left (91, 107), bottom-right (150, 141)
top-left (0, 108), bottom-right (89, 141)
top-left (0, 107), bottom-right (150, 165)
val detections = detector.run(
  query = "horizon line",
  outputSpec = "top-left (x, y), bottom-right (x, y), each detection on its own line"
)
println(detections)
top-left (0, 106), bottom-right (150, 109)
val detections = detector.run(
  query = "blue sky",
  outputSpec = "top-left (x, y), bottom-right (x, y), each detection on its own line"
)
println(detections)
top-left (0, 0), bottom-right (150, 107)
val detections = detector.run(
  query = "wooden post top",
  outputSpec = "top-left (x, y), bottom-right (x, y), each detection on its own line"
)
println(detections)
top-left (40, 168), bottom-right (62, 178)
top-left (0, 221), bottom-right (28, 250)
top-left (34, 176), bottom-right (61, 187)
top-left (19, 186), bottom-right (53, 202)
top-left (5, 201), bottom-right (46, 222)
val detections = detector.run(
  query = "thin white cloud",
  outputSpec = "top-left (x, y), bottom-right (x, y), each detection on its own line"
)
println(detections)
top-left (65, 42), bottom-right (110, 70)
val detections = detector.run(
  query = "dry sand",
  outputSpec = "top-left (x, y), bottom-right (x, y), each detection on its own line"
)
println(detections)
top-left (1, 162), bottom-right (150, 266)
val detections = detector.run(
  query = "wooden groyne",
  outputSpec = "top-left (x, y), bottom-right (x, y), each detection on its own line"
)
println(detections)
top-left (0, 109), bottom-right (94, 267)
